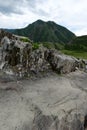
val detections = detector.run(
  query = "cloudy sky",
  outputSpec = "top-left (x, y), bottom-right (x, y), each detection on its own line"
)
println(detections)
top-left (0, 0), bottom-right (87, 36)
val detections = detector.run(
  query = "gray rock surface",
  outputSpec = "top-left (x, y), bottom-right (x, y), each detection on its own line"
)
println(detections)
top-left (0, 71), bottom-right (87, 130)
top-left (45, 49), bottom-right (81, 73)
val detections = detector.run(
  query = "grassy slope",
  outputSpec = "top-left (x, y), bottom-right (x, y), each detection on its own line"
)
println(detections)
top-left (61, 35), bottom-right (87, 59)
top-left (62, 50), bottom-right (87, 59)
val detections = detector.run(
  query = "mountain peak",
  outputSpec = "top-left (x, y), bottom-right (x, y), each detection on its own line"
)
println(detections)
top-left (35, 19), bottom-right (44, 23)
top-left (7, 20), bottom-right (76, 43)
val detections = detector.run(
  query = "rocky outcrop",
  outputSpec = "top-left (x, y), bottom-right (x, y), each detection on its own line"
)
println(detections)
top-left (0, 33), bottom-right (85, 77)
top-left (45, 49), bottom-right (81, 74)
top-left (0, 29), bottom-right (16, 43)
top-left (0, 36), bottom-right (50, 77)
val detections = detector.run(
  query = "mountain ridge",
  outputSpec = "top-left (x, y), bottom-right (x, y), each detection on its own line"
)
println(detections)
top-left (6, 19), bottom-right (76, 44)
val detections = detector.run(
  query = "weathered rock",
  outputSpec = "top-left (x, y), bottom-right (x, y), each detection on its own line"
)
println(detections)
top-left (0, 71), bottom-right (87, 130)
top-left (45, 49), bottom-right (81, 74)
top-left (0, 31), bottom-right (86, 77)
top-left (31, 108), bottom-right (84, 130)
top-left (0, 36), bottom-right (50, 77)
top-left (0, 29), bottom-right (16, 43)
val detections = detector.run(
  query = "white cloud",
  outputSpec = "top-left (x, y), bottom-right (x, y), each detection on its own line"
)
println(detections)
top-left (75, 29), bottom-right (87, 36)
top-left (0, 0), bottom-right (87, 36)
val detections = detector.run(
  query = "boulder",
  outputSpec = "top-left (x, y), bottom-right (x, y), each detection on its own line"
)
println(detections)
top-left (45, 49), bottom-right (80, 74)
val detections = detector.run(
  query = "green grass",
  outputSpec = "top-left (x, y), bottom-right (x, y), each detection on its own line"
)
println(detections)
top-left (62, 50), bottom-right (87, 59)
top-left (32, 43), bottom-right (40, 50)
top-left (20, 37), bottom-right (31, 42)
top-left (43, 42), bottom-right (55, 49)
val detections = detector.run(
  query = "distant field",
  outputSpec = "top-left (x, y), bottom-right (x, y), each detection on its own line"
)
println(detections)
top-left (62, 50), bottom-right (87, 59)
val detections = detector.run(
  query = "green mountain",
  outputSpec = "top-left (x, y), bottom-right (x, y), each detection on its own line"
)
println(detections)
top-left (12, 20), bottom-right (75, 43)
top-left (65, 35), bottom-right (87, 51)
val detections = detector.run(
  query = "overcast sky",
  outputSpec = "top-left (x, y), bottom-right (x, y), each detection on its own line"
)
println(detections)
top-left (0, 0), bottom-right (87, 36)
